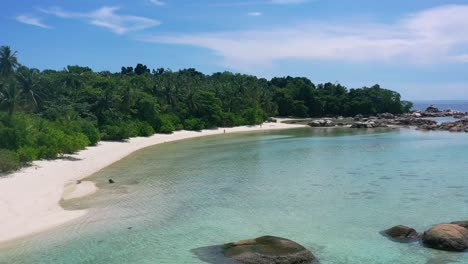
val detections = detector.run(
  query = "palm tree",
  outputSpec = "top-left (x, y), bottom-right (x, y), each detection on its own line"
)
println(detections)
top-left (0, 46), bottom-right (19, 78)
top-left (0, 81), bottom-right (22, 123)
top-left (16, 66), bottom-right (41, 109)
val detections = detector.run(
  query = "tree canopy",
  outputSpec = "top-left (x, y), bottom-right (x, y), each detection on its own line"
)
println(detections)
top-left (0, 45), bottom-right (412, 172)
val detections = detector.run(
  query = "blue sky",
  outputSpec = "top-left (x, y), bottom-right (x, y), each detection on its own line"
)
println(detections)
top-left (2, 0), bottom-right (468, 100)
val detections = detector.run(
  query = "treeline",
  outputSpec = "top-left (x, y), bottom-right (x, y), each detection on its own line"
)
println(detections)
top-left (0, 46), bottom-right (412, 172)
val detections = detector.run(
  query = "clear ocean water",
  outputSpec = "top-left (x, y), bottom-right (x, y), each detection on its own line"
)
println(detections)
top-left (1, 127), bottom-right (467, 264)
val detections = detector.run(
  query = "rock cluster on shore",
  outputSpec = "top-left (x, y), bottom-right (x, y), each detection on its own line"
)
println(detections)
top-left (424, 117), bottom-right (468, 133)
top-left (307, 106), bottom-right (468, 133)
top-left (413, 105), bottom-right (467, 118)
top-left (383, 220), bottom-right (468, 252)
top-left (308, 119), bottom-right (335, 127)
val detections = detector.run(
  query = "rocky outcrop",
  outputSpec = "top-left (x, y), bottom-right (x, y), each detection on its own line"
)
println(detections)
top-left (454, 114), bottom-right (467, 119)
top-left (411, 106), bottom-right (465, 118)
top-left (383, 225), bottom-right (419, 242)
top-left (353, 114), bottom-right (364, 121)
top-left (425, 106), bottom-right (440, 113)
top-left (416, 119), bottom-right (468, 133)
top-left (308, 119), bottom-right (335, 127)
top-left (351, 122), bottom-right (374, 128)
top-left (422, 224), bottom-right (468, 251)
top-left (308, 111), bottom-right (468, 132)
top-left (223, 236), bottom-right (317, 264)
top-left (394, 118), bottom-right (437, 127)
top-left (378, 113), bottom-right (395, 119)
top-left (438, 120), bottom-right (468, 133)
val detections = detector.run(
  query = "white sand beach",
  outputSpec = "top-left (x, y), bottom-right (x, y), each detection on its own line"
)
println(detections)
top-left (0, 121), bottom-right (305, 244)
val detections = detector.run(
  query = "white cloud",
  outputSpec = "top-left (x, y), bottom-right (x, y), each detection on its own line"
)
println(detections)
top-left (16, 15), bottom-right (51, 29)
top-left (148, 0), bottom-right (166, 6)
top-left (40, 6), bottom-right (160, 34)
top-left (142, 4), bottom-right (468, 70)
top-left (248, 12), bottom-right (263, 16)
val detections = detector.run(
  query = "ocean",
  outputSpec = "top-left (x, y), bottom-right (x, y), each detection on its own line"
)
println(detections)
top-left (1, 126), bottom-right (467, 264)
top-left (412, 100), bottom-right (468, 112)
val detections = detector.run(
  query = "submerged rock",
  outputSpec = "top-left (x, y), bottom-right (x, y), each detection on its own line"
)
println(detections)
top-left (422, 224), bottom-right (468, 251)
top-left (223, 236), bottom-right (317, 264)
top-left (108, 179), bottom-right (115, 184)
top-left (383, 225), bottom-right (419, 242)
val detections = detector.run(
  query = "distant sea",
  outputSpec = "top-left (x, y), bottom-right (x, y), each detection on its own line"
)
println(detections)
top-left (412, 100), bottom-right (468, 112)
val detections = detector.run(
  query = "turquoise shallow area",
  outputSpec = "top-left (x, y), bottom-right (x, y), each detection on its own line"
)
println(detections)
top-left (1, 128), bottom-right (468, 264)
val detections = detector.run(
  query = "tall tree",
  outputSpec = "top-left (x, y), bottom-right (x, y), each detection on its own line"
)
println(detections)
top-left (0, 81), bottom-right (21, 123)
top-left (0, 46), bottom-right (19, 78)
top-left (16, 66), bottom-right (41, 110)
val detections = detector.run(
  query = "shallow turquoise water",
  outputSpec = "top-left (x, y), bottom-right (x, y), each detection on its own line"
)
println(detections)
top-left (1, 128), bottom-right (468, 264)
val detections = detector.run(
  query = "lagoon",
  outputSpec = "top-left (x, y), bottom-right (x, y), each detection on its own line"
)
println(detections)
top-left (1, 128), bottom-right (467, 264)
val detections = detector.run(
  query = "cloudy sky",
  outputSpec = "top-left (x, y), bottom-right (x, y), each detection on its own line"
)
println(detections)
top-left (2, 0), bottom-right (468, 99)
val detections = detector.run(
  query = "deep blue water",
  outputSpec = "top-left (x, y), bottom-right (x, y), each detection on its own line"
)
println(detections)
top-left (412, 100), bottom-right (468, 112)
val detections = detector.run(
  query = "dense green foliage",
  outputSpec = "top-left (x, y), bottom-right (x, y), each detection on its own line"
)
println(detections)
top-left (0, 45), bottom-right (412, 172)
top-left (0, 148), bottom-right (20, 173)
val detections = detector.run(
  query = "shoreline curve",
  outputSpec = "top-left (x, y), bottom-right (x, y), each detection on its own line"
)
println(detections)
top-left (0, 120), bottom-right (305, 244)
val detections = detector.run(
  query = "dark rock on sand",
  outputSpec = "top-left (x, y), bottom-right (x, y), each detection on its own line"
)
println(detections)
top-left (223, 236), bottom-right (317, 264)
top-left (383, 225), bottom-right (419, 242)
top-left (422, 224), bottom-right (468, 251)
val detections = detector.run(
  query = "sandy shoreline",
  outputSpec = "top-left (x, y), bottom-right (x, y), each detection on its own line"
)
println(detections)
top-left (0, 120), bottom-right (305, 244)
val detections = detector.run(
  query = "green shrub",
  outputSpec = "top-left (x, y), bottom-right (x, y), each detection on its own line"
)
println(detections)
top-left (222, 112), bottom-right (246, 127)
top-left (124, 122), bottom-right (140, 138)
top-left (101, 125), bottom-right (127, 141)
top-left (38, 146), bottom-right (59, 159)
top-left (0, 127), bottom-right (19, 150)
top-left (136, 121), bottom-right (155, 137)
top-left (101, 121), bottom-right (143, 140)
top-left (79, 121), bottom-right (101, 145)
top-left (184, 118), bottom-right (205, 131)
top-left (17, 146), bottom-right (39, 162)
top-left (243, 107), bottom-right (266, 125)
top-left (157, 114), bottom-right (176, 134)
top-left (164, 114), bottom-right (183, 131)
top-left (159, 122), bottom-right (175, 134)
top-left (36, 127), bottom-right (66, 158)
top-left (60, 133), bottom-right (90, 154)
top-left (0, 149), bottom-right (20, 173)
